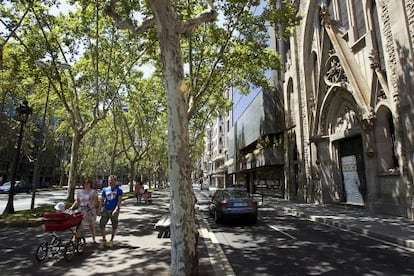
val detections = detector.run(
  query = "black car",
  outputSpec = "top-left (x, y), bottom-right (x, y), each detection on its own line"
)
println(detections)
top-left (209, 188), bottom-right (258, 224)
top-left (0, 180), bottom-right (32, 194)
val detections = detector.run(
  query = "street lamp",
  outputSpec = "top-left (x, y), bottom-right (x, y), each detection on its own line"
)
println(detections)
top-left (3, 100), bottom-right (32, 215)
top-left (30, 80), bottom-right (50, 210)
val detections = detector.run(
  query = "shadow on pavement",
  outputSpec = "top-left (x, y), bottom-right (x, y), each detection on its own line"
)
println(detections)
top-left (0, 190), bottom-right (173, 276)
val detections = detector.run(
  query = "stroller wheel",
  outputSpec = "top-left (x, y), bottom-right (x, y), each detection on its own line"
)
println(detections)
top-left (35, 242), bottom-right (48, 262)
top-left (76, 237), bottom-right (86, 254)
top-left (64, 241), bottom-right (75, 261)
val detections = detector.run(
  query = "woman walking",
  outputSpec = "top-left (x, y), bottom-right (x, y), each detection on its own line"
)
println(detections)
top-left (70, 179), bottom-right (98, 243)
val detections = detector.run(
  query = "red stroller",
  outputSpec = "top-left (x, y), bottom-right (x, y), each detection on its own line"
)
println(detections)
top-left (35, 210), bottom-right (85, 262)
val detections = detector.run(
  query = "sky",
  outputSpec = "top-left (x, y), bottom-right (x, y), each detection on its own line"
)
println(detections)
top-left (0, 0), bottom-right (72, 36)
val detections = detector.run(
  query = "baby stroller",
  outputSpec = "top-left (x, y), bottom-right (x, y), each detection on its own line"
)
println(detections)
top-left (35, 204), bottom-right (86, 263)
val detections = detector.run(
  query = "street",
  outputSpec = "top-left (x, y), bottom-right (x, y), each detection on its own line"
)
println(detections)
top-left (195, 187), bottom-right (414, 276)
top-left (0, 190), bottom-right (67, 212)
top-left (0, 187), bottom-right (413, 275)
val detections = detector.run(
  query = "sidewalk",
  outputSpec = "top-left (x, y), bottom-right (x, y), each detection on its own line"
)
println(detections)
top-left (257, 194), bottom-right (414, 250)
top-left (0, 189), bottom-right (218, 276)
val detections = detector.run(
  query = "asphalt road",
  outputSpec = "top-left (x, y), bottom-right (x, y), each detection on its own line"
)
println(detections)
top-left (0, 190), bottom-right (67, 212)
top-left (200, 206), bottom-right (414, 276)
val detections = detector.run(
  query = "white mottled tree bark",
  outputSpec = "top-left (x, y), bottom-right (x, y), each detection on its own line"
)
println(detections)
top-left (106, 0), bottom-right (216, 274)
top-left (146, 2), bottom-right (216, 274)
top-left (145, 2), bottom-right (197, 274)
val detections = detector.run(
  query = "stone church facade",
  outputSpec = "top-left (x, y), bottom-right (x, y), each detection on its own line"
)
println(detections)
top-left (283, 0), bottom-right (414, 219)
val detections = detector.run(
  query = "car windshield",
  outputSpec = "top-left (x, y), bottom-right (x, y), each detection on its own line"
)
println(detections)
top-left (222, 190), bottom-right (250, 198)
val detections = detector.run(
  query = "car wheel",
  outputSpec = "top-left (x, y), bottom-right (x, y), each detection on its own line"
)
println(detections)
top-left (208, 207), bottom-right (214, 217)
top-left (214, 210), bottom-right (222, 224)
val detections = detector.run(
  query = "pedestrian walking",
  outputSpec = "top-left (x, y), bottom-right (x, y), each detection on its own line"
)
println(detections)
top-left (98, 175), bottom-right (123, 249)
top-left (70, 179), bottom-right (98, 243)
top-left (134, 180), bottom-right (143, 204)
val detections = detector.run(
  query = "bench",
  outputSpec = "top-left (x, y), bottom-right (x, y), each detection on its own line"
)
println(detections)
top-left (154, 214), bottom-right (170, 238)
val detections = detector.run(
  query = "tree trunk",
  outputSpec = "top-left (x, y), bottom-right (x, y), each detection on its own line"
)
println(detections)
top-left (129, 160), bottom-right (136, 193)
top-left (67, 132), bottom-right (81, 202)
top-left (148, 1), bottom-right (198, 274)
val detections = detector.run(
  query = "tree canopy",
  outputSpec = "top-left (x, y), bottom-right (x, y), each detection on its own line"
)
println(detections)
top-left (1, 0), bottom-right (300, 273)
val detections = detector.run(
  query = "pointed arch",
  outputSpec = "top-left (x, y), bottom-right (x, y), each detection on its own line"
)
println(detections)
top-left (318, 86), bottom-right (361, 136)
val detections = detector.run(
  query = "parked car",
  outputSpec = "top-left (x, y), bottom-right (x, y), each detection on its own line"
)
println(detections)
top-left (0, 180), bottom-right (32, 194)
top-left (209, 188), bottom-right (258, 224)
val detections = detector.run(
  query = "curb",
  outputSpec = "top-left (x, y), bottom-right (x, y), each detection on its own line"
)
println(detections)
top-left (196, 189), bottom-right (236, 275)
top-left (197, 212), bottom-right (236, 276)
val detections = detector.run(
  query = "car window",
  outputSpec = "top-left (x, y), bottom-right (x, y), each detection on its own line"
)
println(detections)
top-left (222, 190), bottom-right (250, 198)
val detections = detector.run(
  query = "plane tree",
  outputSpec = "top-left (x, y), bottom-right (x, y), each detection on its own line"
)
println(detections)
top-left (76, 74), bottom-right (168, 192)
top-left (1, 1), bottom-right (152, 201)
top-left (115, 75), bottom-right (167, 191)
top-left (105, 0), bottom-right (300, 274)
top-left (2, 0), bottom-right (300, 271)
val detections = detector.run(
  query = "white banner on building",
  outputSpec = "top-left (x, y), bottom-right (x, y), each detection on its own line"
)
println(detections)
top-left (341, 155), bottom-right (364, 205)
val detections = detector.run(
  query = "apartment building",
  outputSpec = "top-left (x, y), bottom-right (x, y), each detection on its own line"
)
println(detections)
top-left (201, 1), bottom-right (289, 195)
top-left (201, 113), bottom-right (227, 189)
top-left (0, 102), bottom-right (60, 187)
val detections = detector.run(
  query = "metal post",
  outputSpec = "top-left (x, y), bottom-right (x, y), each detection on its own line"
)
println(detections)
top-left (3, 120), bottom-right (24, 214)
top-left (31, 81), bottom-right (50, 209)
